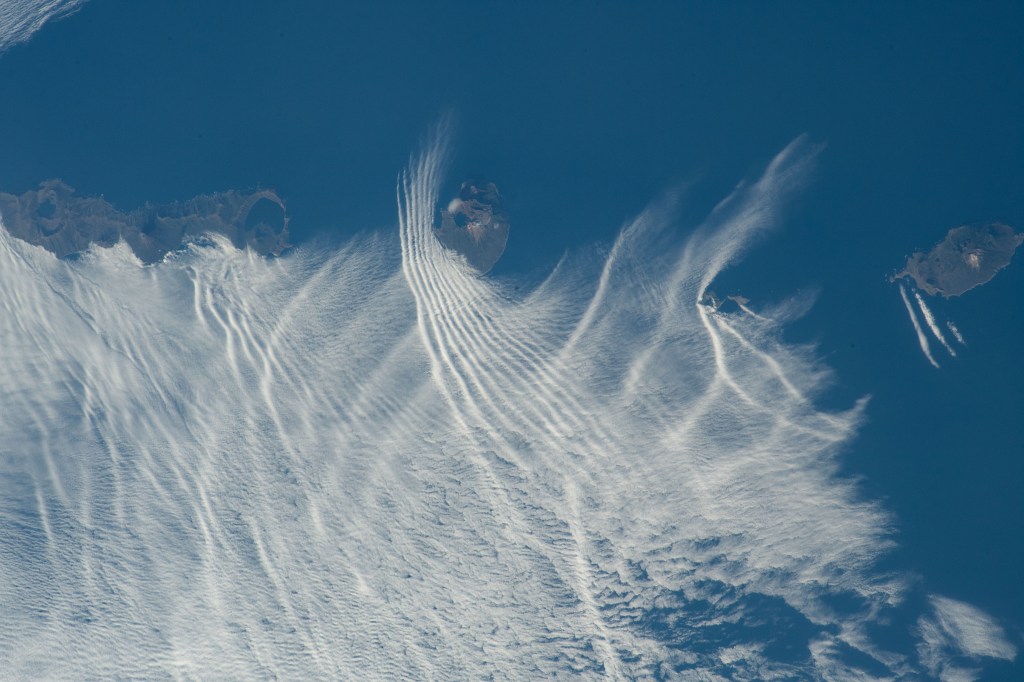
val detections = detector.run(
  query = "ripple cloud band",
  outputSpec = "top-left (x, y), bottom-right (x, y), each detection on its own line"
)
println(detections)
top-left (0, 125), bottom-right (1013, 679)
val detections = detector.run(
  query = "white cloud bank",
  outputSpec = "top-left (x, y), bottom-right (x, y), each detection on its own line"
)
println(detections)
top-left (0, 126), bottom-right (1014, 678)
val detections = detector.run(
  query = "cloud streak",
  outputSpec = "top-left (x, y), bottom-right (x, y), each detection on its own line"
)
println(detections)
top-left (947, 320), bottom-right (966, 346)
top-left (915, 291), bottom-right (957, 357)
top-left (900, 283), bottom-right (940, 368)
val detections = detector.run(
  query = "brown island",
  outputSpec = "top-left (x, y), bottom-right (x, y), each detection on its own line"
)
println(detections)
top-left (892, 222), bottom-right (1023, 297)
top-left (0, 180), bottom-right (290, 263)
top-left (435, 180), bottom-right (509, 273)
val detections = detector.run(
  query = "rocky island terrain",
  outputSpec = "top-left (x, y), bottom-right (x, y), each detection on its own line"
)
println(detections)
top-left (435, 180), bottom-right (509, 273)
top-left (0, 180), bottom-right (290, 263)
top-left (893, 222), bottom-right (1023, 297)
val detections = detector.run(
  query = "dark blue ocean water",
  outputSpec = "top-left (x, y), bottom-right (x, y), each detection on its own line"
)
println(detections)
top-left (1, 1), bottom-right (1021, 676)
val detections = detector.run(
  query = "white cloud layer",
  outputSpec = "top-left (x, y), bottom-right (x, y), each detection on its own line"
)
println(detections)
top-left (0, 126), bottom-right (1013, 678)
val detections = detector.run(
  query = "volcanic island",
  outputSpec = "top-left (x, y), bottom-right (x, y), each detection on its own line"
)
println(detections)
top-left (435, 180), bottom-right (510, 273)
top-left (0, 180), bottom-right (290, 263)
top-left (892, 222), bottom-right (1023, 297)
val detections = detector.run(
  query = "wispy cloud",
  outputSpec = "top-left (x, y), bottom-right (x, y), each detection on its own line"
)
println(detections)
top-left (918, 595), bottom-right (1017, 680)
top-left (0, 0), bottom-right (84, 54)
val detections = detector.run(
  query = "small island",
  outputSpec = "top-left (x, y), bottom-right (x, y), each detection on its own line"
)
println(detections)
top-left (435, 180), bottom-right (509, 273)
top-left (892, 222), bottom-right (1023, 297)
top-left (0, 180), bottom-right (290, 263)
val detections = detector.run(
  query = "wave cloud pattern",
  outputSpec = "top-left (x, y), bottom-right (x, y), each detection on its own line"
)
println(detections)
top-left (0, 129), bottom-right (1014, 679)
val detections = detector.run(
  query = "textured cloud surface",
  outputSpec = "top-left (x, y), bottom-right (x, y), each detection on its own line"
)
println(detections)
top-left (0, 0), bottom-right (83, 53)
top-left (918, 596), bottom-right (1017, 681)
top-left (0, 128), bottom-right (1013, 678)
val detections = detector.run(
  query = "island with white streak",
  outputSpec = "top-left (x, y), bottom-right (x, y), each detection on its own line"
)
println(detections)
top-left (892, 222), bottom-right (1023, 297)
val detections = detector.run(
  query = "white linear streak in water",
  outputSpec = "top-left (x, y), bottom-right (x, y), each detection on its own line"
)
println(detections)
top-left (0, 129), bottom-right (1014, 679)
top-left (914, 291), bottom-right (957, 357)
top-left (900, 284), bottom-right (940, 368)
